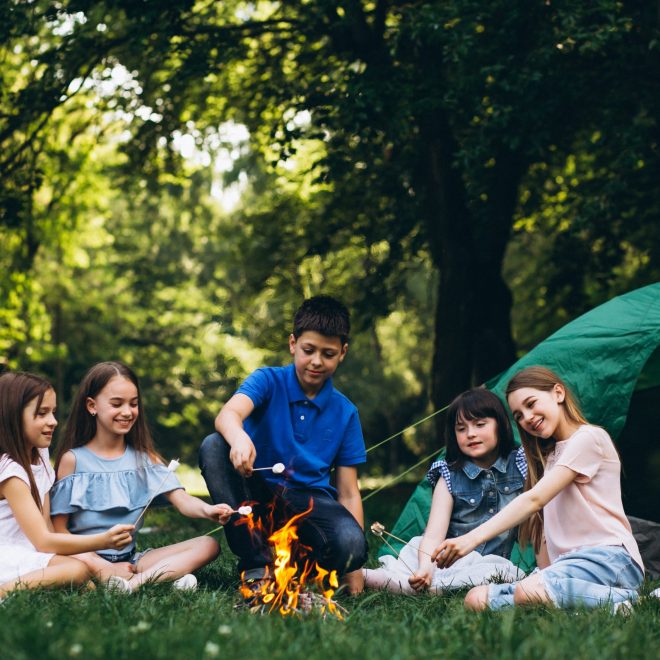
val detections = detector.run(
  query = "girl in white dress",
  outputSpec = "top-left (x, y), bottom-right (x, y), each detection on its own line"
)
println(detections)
top-left (0, 372), bottom-right (133, 598)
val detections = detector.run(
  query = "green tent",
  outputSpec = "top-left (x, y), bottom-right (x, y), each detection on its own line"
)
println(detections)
top-left (379, 282), bottom-right (660, 569)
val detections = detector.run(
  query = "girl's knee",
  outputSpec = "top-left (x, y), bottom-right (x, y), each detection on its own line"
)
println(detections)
top-left (331, 527), bottom-right (368, 573)
top-left (66, 557), bottom-right (93, 584)
top-left (195, 535), bottom-right (221, 561)
top-left (464, 585), bottom-right (489, 611)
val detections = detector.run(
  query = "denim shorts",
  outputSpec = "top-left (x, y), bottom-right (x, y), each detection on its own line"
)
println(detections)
top-left (97, 548), bottom-right (152, 565)
top-left (488, 545), bottom-right (643, 611)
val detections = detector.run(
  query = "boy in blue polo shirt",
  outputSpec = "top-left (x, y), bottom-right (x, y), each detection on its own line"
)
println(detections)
top-left (199, 296), bottom-right (368, 592)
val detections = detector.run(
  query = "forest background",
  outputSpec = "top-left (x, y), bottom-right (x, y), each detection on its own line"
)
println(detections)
top-left (1, 0), bottom-right (659, 519)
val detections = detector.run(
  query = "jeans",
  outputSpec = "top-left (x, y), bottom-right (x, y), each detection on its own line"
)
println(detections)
top-left (198, 432), bottom-right (368, 578)
top-left (488, 545), bottom-right (644, 610)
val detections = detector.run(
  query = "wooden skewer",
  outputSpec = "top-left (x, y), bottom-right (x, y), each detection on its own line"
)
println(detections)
top-left (133, 459), bottom-right (180, 526)
top-left (251, 463), bottom-right (286, 474)
top-left (378, 534), bottom-right (416, 575)
top-left (370, 522), bottom-right (435, 559)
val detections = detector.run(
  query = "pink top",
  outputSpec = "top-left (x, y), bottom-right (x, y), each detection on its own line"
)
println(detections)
top-left (543, 424), bottom-right (643, 570)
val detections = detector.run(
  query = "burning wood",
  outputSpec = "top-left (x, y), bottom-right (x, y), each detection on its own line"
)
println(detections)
top-left (237, 503), bottom-right (347, 619)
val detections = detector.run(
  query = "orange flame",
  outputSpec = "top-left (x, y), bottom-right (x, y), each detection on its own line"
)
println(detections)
top-left (239, 500), bottom-right (343, 619)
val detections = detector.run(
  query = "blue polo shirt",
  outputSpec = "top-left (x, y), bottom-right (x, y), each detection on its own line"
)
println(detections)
top-left (237, 364), bottom-right (366, 496)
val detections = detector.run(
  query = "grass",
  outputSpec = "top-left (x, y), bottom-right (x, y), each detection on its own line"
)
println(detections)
top-left (1, 499), bottom-right (659, 660)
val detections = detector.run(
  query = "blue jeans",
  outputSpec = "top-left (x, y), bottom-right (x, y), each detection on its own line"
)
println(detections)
top-left (488, 545), bottom-right (644, 610)
top-left (198, 432), bottom-right (367, 578)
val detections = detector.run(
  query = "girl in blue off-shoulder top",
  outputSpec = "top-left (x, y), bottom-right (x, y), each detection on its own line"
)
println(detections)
top-left (364, 389), bottom-right (527, 594)
top-left (51, 362), bottom-right (233, 592)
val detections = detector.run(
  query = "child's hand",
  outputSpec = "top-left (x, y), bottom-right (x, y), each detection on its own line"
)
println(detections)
top-left (409, 566), bottom-right (434, 592)
top-left (229, 434), bottom-right (257, 476)
top-left (203, 503), bottom-right (234, 524)
top-left (432, 534), bottom-right (477, 568)
top-left (104, 524), bottom-right (134, 550)
top-left (94, 561), bottom-right (136, 581)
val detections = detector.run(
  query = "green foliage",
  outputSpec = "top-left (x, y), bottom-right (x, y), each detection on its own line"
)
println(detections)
top-left (1, 0), bottom-right (659, 468)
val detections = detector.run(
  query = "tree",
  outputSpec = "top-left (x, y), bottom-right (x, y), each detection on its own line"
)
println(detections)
top-left (2, 0), bottom-right (659, 456)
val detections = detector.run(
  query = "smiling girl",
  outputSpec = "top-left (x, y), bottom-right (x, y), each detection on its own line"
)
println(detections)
top-left (0, 372), bottom-right (133, 598)
top-left (433, 366), bottom-right (643, 612)
top-left (50, 362), bottom-right (233, 592)
top-left (364, 388), bottom-right (527, 593)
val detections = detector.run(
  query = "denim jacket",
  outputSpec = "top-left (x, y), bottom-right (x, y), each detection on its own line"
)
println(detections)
top-left (427, 448), bottom-right (527, 558)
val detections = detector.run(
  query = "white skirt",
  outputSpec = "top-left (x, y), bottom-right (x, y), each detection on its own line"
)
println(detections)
top-left (364, 535), bottom-right (525, 594)
top-left (0, 542), bottom-right (55, 585)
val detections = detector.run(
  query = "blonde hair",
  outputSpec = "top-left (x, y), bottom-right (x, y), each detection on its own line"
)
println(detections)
top-left (505, 366), bottom-right (588, 552)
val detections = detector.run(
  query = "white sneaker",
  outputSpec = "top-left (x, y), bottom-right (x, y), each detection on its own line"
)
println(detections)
top-left (650, 587), bottom-right (660, 599)
top-left (173, 574), bottom-right (197, 591)
top-left (613, 599), bottom-right (633, 616)
top-left (107, 576), bottom-right (133, 593)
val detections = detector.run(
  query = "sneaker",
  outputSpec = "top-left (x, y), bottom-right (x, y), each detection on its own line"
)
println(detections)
top-left (107, 576), bottom-right (133, 593)
top-left (650, 587), bottom-right (660, 599)
top-left (173, 574), bottom-right (197, 591)
top-left (613, 599), bottom-right (633, 616)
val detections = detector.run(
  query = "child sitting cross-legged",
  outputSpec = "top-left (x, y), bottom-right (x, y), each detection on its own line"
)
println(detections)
top-left (0, 372), bottom-right (133, 599)
top-left (50, 362), bottom-right (233, 592)
top-left (364, 388), bottom-right (527, 593)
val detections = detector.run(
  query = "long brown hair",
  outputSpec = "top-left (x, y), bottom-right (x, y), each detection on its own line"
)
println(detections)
top-left (0, 371), bottom-right (54, 509)
top-left (505, 366), bottom-right (588, 552)
top-left (55, 361), bottom-right (161, 470)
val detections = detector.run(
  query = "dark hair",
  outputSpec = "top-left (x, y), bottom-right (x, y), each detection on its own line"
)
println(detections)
top-left (0, 371), bottom-right (54, 509)
top-left (292, 295), bottom-right (350, 345)
top-left (55, 361), bottom-right (160, 470)
top-left (505, 365), bottom-right (588, 552)
top-left (444, 388), bottom-right (515, 467)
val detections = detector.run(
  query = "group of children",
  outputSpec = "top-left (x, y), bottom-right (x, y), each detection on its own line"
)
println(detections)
top-left (0, 295), bottom-right (650, 612)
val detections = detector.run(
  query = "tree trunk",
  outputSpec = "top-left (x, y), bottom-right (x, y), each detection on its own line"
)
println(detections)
top-left (416, 115), bottom-right (519, 439)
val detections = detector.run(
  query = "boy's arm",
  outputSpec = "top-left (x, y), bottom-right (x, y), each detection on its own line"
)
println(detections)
top-left (215, 392), bottom-right (257, 476)
top-left (335, 465), bottom-right (364, 527)
top-left (336, 465), bottom-right (364, 594)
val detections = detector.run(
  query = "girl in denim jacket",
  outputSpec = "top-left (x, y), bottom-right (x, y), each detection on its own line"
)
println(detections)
top-left (364, 388), bottom-right (527, 593)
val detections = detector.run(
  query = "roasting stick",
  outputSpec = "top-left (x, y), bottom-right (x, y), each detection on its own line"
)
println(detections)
top-left (370, 521), bottom-right (435, 559)
top-left (133, 459), bottom-right (181, 527)
top-left (369, 522), bottom-right (416, 574)
top-left (204, 463), bottom-right (286, 537)
top-left (251, 463), bottom-right (286, 474)
top-left (205, 505), bottom-right (252, 537)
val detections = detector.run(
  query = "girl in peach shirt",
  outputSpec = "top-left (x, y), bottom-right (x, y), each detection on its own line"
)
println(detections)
top-left (434, 366), bottom-right (643, 612)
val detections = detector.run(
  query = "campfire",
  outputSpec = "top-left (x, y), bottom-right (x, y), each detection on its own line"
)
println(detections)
top-left (237, 502), bottom-right (347, 619)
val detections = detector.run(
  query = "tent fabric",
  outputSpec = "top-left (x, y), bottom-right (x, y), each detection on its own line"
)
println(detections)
top-left (379, 283), bottom-right (660, 564)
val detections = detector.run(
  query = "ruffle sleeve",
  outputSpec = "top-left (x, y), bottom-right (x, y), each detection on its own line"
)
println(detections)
top-left (426, 459), bottom-right (452, 493)
top-left (50, 464), bottom-right (183, 515)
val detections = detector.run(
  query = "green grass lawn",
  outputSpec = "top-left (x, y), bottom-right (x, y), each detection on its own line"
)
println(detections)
top-left (1, 500), bottom-right (659, 660)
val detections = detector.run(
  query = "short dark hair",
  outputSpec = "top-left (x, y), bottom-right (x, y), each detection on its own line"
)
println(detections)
top-left (293, 295), bottom-right (350, 345)
top-left (444, 388), bottom-right (515, 467)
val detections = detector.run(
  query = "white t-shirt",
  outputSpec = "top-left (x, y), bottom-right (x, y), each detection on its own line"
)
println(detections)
top-left (0, 448), bottom-right (56, 583)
